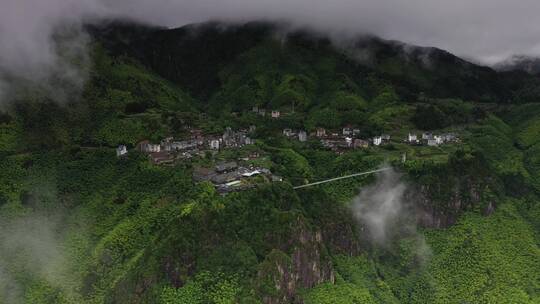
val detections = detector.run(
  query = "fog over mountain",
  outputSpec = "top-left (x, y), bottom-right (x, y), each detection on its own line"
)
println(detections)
top-left (494, 55), bottom-right (540, 74)
top-left (2, 0), bottom-right (540, 100)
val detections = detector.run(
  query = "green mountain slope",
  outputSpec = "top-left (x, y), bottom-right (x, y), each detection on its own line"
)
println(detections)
top-left (0, 20), bottom-right (539, 304)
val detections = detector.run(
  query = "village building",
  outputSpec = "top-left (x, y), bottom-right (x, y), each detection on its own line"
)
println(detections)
top-left (322, 138), bottom-right (352, 150)
top-left (252, 106), bottom-right (259, 113)
top-left (271, 110), bottom-right (281, 118)
top-left (427, 139), bottom-right (439, 146)
top-left (166, 139), bottom-right (201, 151)
top-left (258, 109), bottom-right (266, 116)
top-left (161, 137), bottom-right (173, 146)
top-left (353, 139), bottom-right (369, 148)
top-left (298, 131), bottom-right (308, 142)
top-left (211, 171), bottom-right (241, 185)
top-left (316, 128), bottom-right (326, 137)
top-left (408, 133), bottom-right (419, 144)
top-left (272, 175), bottom-right (283, 182)
top-left (373, 136), bottom-right (383, 146)
top-left (442, 133), bottom-right (457, 142)
top-left (116, 145), bottom-right (128, 157)
top-left (148, 151), bottom-right (174, 165)
top-left (223, 127), bottom-right (234, 140)
top-left (209, 139), bottom-right (220, 150)
top-left (137, 140), bottom-right (161, 153)
top-left (353, 129), bottom-right (361, 136)
top-left (221, 127), bottom-right (254, 148)
top-left (193, 162), bottom-right (278, 195)
top-left (216, 161), bottom-right (238, 173)
top-left (239, 167), bottom-right (262, 177)
top-left (160, 140), bottom-right (172, 151)
top-left (342, 126), bottom-right (353, 136)
top-left (283, 128), bottom-right (294, 137)
top-left (249, 151), bottom-right (260, 159)
top-left (422, 132), bottom-right (433, 140)
top-left (381, 134), bottom-right (391, 141)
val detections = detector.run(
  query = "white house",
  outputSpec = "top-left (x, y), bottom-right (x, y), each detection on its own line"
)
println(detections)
top-left (442, 133), bottom-right (457, 142)
top-left (298, 131), bottom-right (308, 142)
top-left (116, 145), bottom-right (128, 157)
top-left (434, 135), bottom-right (444, 145)
top-left (342, 127), bottom-right (353, 136)
top-left (139, 142), bottom-right (160, 153)
top-left (422, 132), bottom-right (433, 140)
top-left (170, 140), bottom-right (198, 151)
top-left (373, 136), bottom-right (383, 146)
top-left (316, 128), bottom-right (326, 137)
top-left (408, 133), bottom-right (418, 143)
top-left (283, 128), bottom-right (294, 137)
top-left (271, 110), bottom-right (281, 118)
top-left (242, 170), bottom-right (261, 177)
top-left (427, 139), bottom-right (439, 146)
top-left (210, 139), bottom-right (220, 150)
top-left (149, 144), bottom-right (161, 152)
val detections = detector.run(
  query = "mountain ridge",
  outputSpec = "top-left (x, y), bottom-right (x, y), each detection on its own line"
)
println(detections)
top-left (494, 55), bottom-right (540, 74)
top-left (88, 20), bottom-right (540, 104)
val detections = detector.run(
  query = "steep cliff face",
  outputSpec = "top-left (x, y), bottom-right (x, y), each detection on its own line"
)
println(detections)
top-left (405, 151), bottom-right (500, 229)
top-left (412, 178), bottom-right (497, 228)
top-left (256, 217), bottom-right (336, 304)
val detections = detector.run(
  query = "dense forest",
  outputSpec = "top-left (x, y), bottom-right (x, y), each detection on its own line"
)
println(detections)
top-left (0, 21), bottom-right (539, 304)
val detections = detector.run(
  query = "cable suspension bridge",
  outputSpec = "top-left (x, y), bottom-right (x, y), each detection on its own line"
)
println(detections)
top-left (293, 167), bottom-right (392, 190)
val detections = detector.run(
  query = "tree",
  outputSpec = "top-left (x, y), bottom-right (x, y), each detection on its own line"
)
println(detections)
top-left (307, 108), bottom-right (341, 129)
top-left (411, 105), bottom-right (449, 130)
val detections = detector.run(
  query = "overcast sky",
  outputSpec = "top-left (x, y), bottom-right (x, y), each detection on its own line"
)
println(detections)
top-left (2, 0), bottom-right (540, 86)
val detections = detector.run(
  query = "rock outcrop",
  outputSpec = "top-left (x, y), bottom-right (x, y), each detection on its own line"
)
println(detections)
top-left (256, 217), bottom-right (336, 304)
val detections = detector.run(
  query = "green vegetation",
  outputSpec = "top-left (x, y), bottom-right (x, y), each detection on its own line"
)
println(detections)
top-left (0, 21), bottom-right (539, 304)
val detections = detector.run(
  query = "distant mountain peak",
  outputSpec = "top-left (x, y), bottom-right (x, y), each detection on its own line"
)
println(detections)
top-left (494, 55), bottom-right (540, 74)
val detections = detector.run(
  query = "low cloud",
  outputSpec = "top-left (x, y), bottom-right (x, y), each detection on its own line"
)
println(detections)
top-left (0, 214), bottom-right (70, 303)
top-left (3, 0), bottom-right (540, 104)
top-left (351, 167), bottom-right (431, 265)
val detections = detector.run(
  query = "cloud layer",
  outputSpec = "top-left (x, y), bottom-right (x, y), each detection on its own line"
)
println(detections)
top-left (2, 0), bottom-right (540, 99)
top-left (102, 0), bottom-right (540, 64)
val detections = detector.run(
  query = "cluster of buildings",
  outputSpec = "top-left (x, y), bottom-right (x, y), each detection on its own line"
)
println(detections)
top-left (193, 161), bottom-right (281, 194)
top-left (116, 127), bottom-right (256, 164)
top-left (252, 107), bottom-right (282, 118)
top-left (280, 125), bottom-right (460, 151)
top-left (220, 127), bottom-right (255, 148)
top-left (406, 132), bottom-right (458, 146)
top-left (281, 126), bottom-right (384, 152)
top-left (283, 129), bottom-right (308, 142)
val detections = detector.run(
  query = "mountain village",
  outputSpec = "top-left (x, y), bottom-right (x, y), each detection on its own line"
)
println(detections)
top-left (114, 109), bottom-right (459, 194)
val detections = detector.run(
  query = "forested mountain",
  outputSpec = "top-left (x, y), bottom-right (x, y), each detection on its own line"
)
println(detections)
top-left (495, 55), bottom-right (540, 74)
top-left (0, 20), bottom-right (539, 304)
